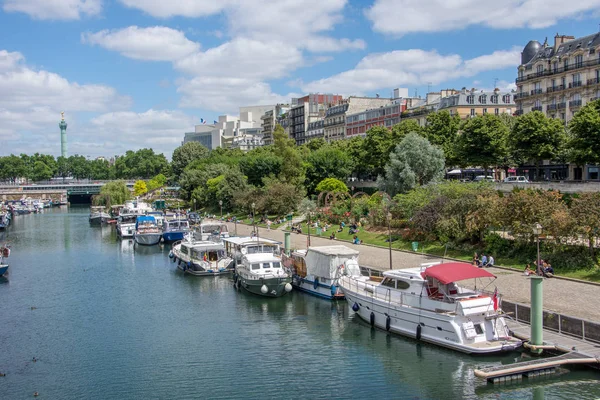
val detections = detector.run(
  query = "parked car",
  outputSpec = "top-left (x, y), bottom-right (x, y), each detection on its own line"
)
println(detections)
top-left (503, 176), bottom-right (529, 183)
top-left (473, 175), bottom-right (496, 182)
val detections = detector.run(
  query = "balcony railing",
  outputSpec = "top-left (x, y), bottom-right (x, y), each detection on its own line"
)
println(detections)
top-left (568, 81), bottom-right (583, 88)
top-left (558, 102), bottom-right (567, 109)
top-left (569, 99), bottom-right (583, 107)
top-left (588, 78), bottom-right (600, 85)
top-left (514, 92), bottom-right (530, 100)
top-left (532, 106), bottom-right (543, 111)
top-left (515, 109), bottom-right (524, 116)
top-left (530, 88), bottom-right (543, 95)
top-left (516, 57), bottom-right (600, 83)
top-left (547, 104), bottom-right (557, 111)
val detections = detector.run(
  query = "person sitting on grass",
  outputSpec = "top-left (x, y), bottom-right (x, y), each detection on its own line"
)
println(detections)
top-left (329, 232), bottom-right (336, 240)
top-left (543, 263), bottom-right (554, 277)
top-left (524, 264), bottom-right (533, 276)
top-left (353, 235), bottom-right (360, 245)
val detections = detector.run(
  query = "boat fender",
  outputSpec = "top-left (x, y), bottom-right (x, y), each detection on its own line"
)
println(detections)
top-left (386, 315), bottom-right (391, 331)
top-left (416, 324), bottom-right (422, 341)
top-left (260, 284), bottom-right (269, 294)
top-left (178, 259), bottom-right (182, 266)
top-left (313, 277), bottom-right (319, 290)
top-left (187, 261), bottom-right (192, 268)
top-left (370, 312), bottom-right (375, 328)
top-left (330, 285), bottom-right (337, 296)
top-left (352, 302), bottom-right (360, 312)
top-left (172, 256), bottom-right (177, 263)
top-left (233, 274), bottom-right (238, 284)
top-left (168, 251), bottom-right (174, 259)
top-left (284, 283), bottom-right (292, 292)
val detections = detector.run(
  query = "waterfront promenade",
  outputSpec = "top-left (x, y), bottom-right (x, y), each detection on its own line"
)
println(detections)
top-left (224, 220), bottom-right (600, 323)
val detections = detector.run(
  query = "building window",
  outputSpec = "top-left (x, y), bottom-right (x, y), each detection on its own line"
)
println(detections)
top-left (534, 99), bottom-right (542, 108)
top-left (467, 95), bottom-right (474, 104)
top-left (491, 95), bottom-right (498, 104)
top-left (560, 113), bottom-right (565, 120)
top-left (479, 95), bottom-right (487, 104)
top-left (495, 108), bottom-right (499, 115)
top-left (537, 64), bottom-right (544, 73)
top-left (564, 58), bottom-right (569, 70)
top-left (503, 94), bottom-right (511, 103)
top-left (483, 108), bottom-right (488, 114)
top-left (573, 73), bottom-right (581, 84)
top-left (552, 61), bottom-right (558, 73)
top-left (575, 54), bottom-right (583, 69)
top-left (470, 108), bottom-right (475, 116)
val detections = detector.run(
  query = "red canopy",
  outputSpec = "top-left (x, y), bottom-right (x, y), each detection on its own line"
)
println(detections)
top-left (421, 262), bottom-right (496, 284)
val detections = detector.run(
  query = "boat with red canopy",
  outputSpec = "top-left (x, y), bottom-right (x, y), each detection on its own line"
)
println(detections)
top-left (338, 261), bottom-right (522, 354)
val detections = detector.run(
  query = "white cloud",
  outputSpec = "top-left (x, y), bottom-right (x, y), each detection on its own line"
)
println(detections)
top-left (0, 49), bottom-right (134, 156)
top-left (177, 76), bottom-right (297, 113)
top-left (3, 0), bottom-right (102, 20)
top-left (118, 0), bottom-right (230, 18)
top-left (299, 47), bottom-right (520, 95)
top-left (82, 26), bottom-right (200, 62)
top-left (86, 109), bottom-right (196, 155)
top-left (366, 0), bottom-right (600, 35)
top-left (174, 38), bottom-right (303, 80)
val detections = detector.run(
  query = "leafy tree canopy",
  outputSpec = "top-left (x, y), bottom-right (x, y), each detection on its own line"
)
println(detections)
top-left (171, 142), bottom-right (210, 178)
top-left (315, 178), bottom-right (349, 194)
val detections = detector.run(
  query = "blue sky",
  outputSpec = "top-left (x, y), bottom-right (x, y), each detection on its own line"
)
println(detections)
top-left (0, 0), bottom-right (599, 159)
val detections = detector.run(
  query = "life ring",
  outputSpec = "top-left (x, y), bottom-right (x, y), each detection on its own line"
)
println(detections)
top-left (386, 315), bottom-right (391, 331)
top-left (313, 277), bottom-right (319, 290)
top-left (370, 312), bottom-right (375, 327)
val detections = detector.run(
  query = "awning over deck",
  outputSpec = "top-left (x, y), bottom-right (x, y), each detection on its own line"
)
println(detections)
top-left (421, 262), bottom-right (495, 284)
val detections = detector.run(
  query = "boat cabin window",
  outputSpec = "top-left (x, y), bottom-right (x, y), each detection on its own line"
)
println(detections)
top-left (262, 263), bottom-right (271, 269)
top-left (272, 261), bottom-right (281, 269)
top-left (396, 280), bottom-right (410, 290)
top-left (381, 278), bottom-right (396, 288)
top-left (474, 324), bottom-right (484, 335)
top-left (251, 263), bottom-right (260, 270)
top-left (181, 246), bottom-right (189, 255)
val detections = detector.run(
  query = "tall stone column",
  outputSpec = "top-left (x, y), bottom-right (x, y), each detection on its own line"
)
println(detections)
top-left (59, 111), bottom-right (67, 158)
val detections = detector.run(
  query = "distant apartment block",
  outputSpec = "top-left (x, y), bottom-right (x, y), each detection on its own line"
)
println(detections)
top-left (289, 93), bottom-right (342, 145)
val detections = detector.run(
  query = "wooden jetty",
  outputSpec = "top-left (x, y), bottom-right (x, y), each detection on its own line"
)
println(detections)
top-left (474, 319), bottom-right (600, 383)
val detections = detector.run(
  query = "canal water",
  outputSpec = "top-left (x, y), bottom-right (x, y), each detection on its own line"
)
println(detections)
top-left (0, 207), bottom-right (598, 399)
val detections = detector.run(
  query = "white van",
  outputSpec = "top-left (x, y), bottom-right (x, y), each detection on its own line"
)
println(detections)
top-left (503, 176), bottom-right (529, 183)
top-left (473, 175), bottom-right (495, 182)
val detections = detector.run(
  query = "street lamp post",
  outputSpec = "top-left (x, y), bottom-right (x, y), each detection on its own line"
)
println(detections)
top-left (388, 211), bottom-right (393, 270)
top-left (532, 223), bottom-right (542, 275)
top-left (193, 199), bottom-right (196, 213)
top-left (252, 202), bottom-right (258, 242)
top-left (219, 200), bottom-right (223, 219)
top-left (307, 212), bottom-right (311, 248)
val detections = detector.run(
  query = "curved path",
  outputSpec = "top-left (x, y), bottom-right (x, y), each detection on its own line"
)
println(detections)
top-left (223, 220), bottom-right (600, 323)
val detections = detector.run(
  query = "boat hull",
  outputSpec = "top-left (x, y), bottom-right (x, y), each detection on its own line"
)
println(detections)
top-left (0, 264), bottom-right (8, 276)
top-left (292, 275), bottom-right (344, 300)
top-left (177, 262), bottom-right (230, 276)
top-left (89, 215), bottom-right (110, 225)
top-left (134, 233), bottom-right (162, 246)
top-left (163, 231), bottom-right (186, 242)
top-left (235, 275), bottom-right (292, 298)
top-left (342, 288), bottom-right (521, 354)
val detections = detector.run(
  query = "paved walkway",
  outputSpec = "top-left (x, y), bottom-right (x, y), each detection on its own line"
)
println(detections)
top-left (222, 220), bottom-right (600, 323)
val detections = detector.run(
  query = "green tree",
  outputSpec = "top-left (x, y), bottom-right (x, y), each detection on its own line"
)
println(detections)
top-left (332, 136), bottom-right (366, 178)
top-left (315, 178), bottom-right (349, 194)
top-left (273, 125), bottom-right (305, 186)
top-left (56, 156), bottom-right (70, 181)
top-left (569, 192), bottom-right (600, 256)
top-left (424, 111), bottom-right (461, 165)
top-left (147, 173), bottom-right (167, 191)
top-left (378, 132), bottom-right (445, 195)
top-left (509, 111), bottom-right (566, 180)
top-left (68, 155), bottom-right (91, 180)
top-left (115, 149), bottom-right (169, 179)
top-left (259, 177), bottom-right (305, 215)
top-left (391, 119), bottom-right (423, 143)
top-left (31, 161), bottom-right (53, 181)
top-left (455, 114), bottom-right (509, 175)
top-left (95, 181), bottom-right (131, 208)
top-left (239, 151), bottom-right (282, 187)
top-left (305, 145), bottom-right (353, 194)
top-left (171, 142), bottom-right (210, 179)
top-left (0, 154), bottom-right (27, 182)
top-left (133, 180), bottom-right (148, 196)
top-left (362, 126), bottom-right (393, 178)
top-left (89, 158), bottom-right (111, 180)
top-left (568, 99), bottom-right (600, 166)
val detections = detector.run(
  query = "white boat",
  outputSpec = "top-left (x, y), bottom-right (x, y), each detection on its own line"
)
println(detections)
top-left (89, 206), bottom-right (110, 225)
top-left (171, 236), bottom-right (232, 276)
top-left (223, 236), bottom-right (292, 298)
top-left (339, 262), bottom-right (522, 354)
top-left (133, 215), bottom-right (162, 246)
top-left (193, 222), bottom-right (229, 242)
top-left (0, 245), bottom-right (10, 276)
top-left (284, 245), bottom-right (362, 300)
top-left (163, 216), bottom-right (190, 242)
top-left (122, 199), bottom-right (153, 215)
top-left (116, 214), bottom-right (137, 238)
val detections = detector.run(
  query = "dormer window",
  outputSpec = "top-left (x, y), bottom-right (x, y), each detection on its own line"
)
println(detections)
top-left (479, 95), bottom-right (487, 104)
top-left (491, 95), bottom-right (498, 104)
top-left (467, 95), bottom-right (474, 104)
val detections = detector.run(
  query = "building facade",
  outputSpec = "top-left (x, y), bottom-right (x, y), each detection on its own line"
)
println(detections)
top-left (306, 120), bottom-right (324, 141)
top-left (324, 96), bottom-right (393, 142)
top-left (345, 101), bottom-right (406, 138)
top-left (261, 104), bottom-right (290, 145)
top-left (437, 89), bottom-right (515, 118)
top-left (289, 94), bottom-right (342, 145)
top-left (515, 33), bottom-right (600, 123)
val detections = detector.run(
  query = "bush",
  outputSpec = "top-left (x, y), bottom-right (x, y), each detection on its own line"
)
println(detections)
top-left (546, 247), bottom-right (597, 271)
